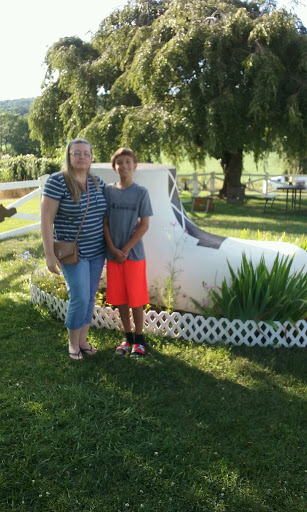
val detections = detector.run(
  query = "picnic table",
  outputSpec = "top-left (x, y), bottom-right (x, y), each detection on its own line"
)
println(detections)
top-left (276, 184), bottom-right (306, 214)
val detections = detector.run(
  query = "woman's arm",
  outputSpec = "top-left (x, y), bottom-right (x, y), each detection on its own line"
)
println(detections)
top-left (41, 195), bottom-right (61, 274)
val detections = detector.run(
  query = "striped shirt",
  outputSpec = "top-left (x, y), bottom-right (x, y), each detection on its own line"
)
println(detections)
top-left (43, 172), bottom-right (107, 259)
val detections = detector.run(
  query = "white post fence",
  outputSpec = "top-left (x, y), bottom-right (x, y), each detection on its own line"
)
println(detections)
top-left (176, 171), bottom-right (307, 197)
top-left (1, 171), bottom-right (306, 241)
top-left (0, 174), bottom-right (49, 240)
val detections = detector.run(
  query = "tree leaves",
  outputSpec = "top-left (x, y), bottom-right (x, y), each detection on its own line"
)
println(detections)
top-left (29, 0), bottom-right (306, 182)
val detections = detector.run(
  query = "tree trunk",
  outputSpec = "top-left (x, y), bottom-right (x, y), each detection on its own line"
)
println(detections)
top-left (218, 149), bottom-right (243, 198)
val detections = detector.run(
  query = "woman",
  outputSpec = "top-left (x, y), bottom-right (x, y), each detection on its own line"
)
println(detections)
top-left (41, 138), bottom-right (107, 360)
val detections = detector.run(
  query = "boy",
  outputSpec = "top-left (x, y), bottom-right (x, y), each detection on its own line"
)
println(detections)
top-left (103, 148), bottom-right (153, 357)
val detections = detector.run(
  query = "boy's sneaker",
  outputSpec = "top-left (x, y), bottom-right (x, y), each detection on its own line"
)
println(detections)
top-left (115, 340), bottom-right (131, 356)
top-left (130, 344), bottom-right (146, 358)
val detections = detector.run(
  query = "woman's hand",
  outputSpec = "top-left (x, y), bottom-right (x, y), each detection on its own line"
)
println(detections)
top-left (46, 254), bottom-right (62, 275)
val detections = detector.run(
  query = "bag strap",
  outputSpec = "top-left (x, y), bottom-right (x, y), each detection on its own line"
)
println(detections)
top-left (73, 180), bottom-right (90, 243)
top-left (55, 178), bottom-right (90, 243)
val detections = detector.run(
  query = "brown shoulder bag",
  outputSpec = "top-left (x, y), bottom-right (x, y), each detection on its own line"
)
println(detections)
top-left (54, 182), bottom-right (90, 265)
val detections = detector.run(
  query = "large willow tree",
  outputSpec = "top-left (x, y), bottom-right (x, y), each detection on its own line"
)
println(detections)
top-left (29, 0), bottom-right (306, 193)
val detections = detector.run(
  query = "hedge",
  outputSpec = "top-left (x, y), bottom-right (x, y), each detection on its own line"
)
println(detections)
top-left (0, 155), bottom-right (60, 182)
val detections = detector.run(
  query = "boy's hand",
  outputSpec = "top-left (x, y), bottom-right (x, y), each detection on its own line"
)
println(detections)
top-left (121, 245), bottom-right (130, 259)
top-left (113, 248), bottom-right (127, 264)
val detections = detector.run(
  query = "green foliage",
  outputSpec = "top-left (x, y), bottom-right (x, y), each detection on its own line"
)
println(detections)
top-left (211, 253), bottom-right (307, 323)
top-left (29, 37), bottom-right (99, 155)
top-left (0, 97), bottom-right (34, 115)
top-left (191, 282), bottom-right (219, 319)
top-left (28, 85), bottom-right (68, 156)
top-left (153, 270), bottom-right (181, 314)
top-left (28, 0), bottom-right (306, 191)
top-left (31, 268), bottom-right (69, 301)
top-left (81, 106), bottom-right (129, 161)
top-left (0, 155), bottom-right (60, 181)
top-left (0, 109), bottom-right (40, 156)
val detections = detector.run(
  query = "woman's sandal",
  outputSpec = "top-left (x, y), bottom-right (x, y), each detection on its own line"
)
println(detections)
top-left (67, 347), bottom-right (83, 360)
top-left (80, 344), bottom-right (98, 356)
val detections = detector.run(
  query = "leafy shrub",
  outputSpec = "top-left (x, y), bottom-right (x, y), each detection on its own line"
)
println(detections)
top-left (0, 155), bottom-right (60, 182)
top-left (210, 253), bottom-right (307, 323)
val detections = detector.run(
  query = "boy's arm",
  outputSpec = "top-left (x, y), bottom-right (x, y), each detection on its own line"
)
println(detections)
top-left (121, 216), bottom-right (150, 257)
top-left (103, 216), bottom-right (127, 263)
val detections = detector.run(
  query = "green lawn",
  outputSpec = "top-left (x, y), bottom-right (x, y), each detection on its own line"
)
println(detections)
top-left (0, 229), bottom-right (306, 511)
top-left (161, 151), bottom-right (286, 175)
top-left (0, 196), bottom-right (40, 233)
top-left (183, 193), bottom-right (307, 242)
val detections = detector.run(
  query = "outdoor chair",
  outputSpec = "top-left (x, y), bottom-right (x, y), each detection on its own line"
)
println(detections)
top-left (191, 196), bottom-right (214, 213)
top-left (263, 194), bottom-right (279, 212)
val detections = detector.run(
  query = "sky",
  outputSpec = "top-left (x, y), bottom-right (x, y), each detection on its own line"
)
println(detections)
top-left (0, 0), bottom-right (126, 101)
top-left (0, 0), bottom-right (306, 102)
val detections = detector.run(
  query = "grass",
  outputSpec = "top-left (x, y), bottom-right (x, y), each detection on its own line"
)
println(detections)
top-left (161, 151), bottom-right (286, 175)
top-left (0, 196), bottom-right (40, 233)
top-left (182, 192), bottom-right (307, 243)
top-left (1, 231), bottom-right (307, 511)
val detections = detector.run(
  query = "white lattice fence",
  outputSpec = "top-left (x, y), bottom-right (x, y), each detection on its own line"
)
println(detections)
top-left (31, 284), bottom-right (68, 320)
top-left (30, 284), bottom-right (307, 348)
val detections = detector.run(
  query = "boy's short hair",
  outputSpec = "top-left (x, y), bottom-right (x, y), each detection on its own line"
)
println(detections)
top-left (111, 147), bottom-right (138, 170)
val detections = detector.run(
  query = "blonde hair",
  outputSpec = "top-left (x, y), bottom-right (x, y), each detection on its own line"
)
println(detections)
top-left (62, 138), bottom-right (99, 203)
top-left (111, 147), bottom-right (138, 170)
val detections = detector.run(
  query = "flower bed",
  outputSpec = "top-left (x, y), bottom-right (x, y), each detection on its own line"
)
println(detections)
top-left (30, 284), bottom-right (307, 348)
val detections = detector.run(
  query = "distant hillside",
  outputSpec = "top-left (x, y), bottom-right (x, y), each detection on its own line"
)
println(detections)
top-left (0, 98), bottom-right (35, 116)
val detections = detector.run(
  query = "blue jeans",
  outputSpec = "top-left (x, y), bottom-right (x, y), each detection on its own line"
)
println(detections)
top-left (61, 255), bottom-right (105, 330)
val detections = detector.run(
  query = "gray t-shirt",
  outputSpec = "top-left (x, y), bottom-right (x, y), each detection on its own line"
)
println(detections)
top-left (104, 182), bottom-right (153, 261)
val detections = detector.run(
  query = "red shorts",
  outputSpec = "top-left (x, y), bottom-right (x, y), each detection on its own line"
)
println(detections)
top-left (106, 259), bottom-right (149, 308)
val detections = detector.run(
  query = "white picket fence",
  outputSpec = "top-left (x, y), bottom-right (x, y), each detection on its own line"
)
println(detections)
top-left (30, 284), bottom-right (307, 348)
top-left (0, 174), bottom-right (49, 240)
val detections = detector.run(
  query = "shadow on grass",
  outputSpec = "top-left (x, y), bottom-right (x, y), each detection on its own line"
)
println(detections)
top-left (229, 344), bottom-right (307, 384)
top-left (1, 298), bottom-right (306, 511)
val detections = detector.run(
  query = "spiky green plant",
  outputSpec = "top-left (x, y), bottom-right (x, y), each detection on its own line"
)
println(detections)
top-left (211, 253), bottom-right (307, 323)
